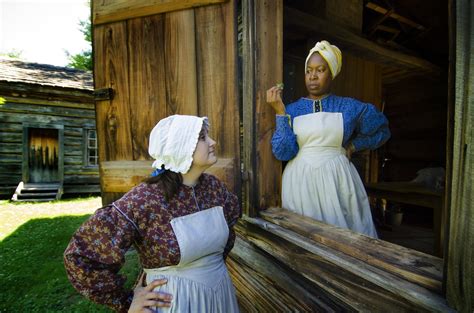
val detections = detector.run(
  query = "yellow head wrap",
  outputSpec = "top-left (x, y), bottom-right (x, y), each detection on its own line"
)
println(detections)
top-left (305, 40), bottom-right (342, 79)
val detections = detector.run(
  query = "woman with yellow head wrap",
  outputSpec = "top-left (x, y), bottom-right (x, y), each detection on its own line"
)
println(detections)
top-left (266, 40), bottom-right (390, 237)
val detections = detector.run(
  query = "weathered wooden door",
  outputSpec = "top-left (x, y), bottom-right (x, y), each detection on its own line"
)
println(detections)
top-left (27, 128), bottom-right (59, 183)
top-left (92, 0), bottom-right (239, 205)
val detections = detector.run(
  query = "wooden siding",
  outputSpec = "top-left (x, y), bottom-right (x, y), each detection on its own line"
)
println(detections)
top-left (93, 0), bottom-right (227, 25)
top-left (0, 98), bottom-right (99, 196)
top-left (93, 1), bottom-right (239, 205)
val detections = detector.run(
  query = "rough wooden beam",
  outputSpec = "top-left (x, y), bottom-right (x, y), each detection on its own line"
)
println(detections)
top-left (237, 219), bottom-right (453, 312)
top-left (0, 82), bottom-right (93, 103)
top-left (99, 158), bottom-right (235, 193)
top-left (92, 0), bottom-right (227, 25)
top-left (366, 2), bottom-right (427, 31)
top-left (284, 6), bottom-right (439, 75)
top-left (259, 207), bottom-right (443, 292)
top-left (228, 236), bottom-right (344, 312)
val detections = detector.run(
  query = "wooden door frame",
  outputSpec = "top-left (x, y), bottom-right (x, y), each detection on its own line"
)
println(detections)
top-left (22, 123), bottom-right (64, 184)
top-left (242, 0), bottom-right (472, 309)
top-left (241, 0), bottom-right (283, 216)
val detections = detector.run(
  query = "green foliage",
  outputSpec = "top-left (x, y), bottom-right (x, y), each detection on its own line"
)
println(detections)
top-left (0, 49), bottom-right (23, 59)
top-left (67, 15), bottom-right (92, 71)
top-left (67, 50), bottom-right (92, 71)
top-left (0, 97), bottom-right (5, 106)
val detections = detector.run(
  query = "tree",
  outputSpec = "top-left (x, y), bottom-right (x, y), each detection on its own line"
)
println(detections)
top-left (0, 49), bottom-right (23, 59)
top-left (67, 18), bottom-right (92, 70)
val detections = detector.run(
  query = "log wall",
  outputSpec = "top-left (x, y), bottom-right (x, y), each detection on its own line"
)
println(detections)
top-left (0, 89), bottom-right (99, 197)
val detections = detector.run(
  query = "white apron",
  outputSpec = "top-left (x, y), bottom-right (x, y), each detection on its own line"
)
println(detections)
top-left (144, 206), bottom-right (239, 312)
top-left (282, 112), bottom-right (378, 238)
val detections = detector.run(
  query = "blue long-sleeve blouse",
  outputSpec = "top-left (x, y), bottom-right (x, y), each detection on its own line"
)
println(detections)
top-left (272, 95), bottom-right (390, 161)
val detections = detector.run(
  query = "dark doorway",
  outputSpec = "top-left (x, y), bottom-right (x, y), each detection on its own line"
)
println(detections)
top-left (28, 128), bottom-right (59, 183)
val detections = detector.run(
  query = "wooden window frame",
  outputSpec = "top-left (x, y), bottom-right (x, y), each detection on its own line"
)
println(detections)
top-left (83, 128), bottom-right (99, 168)
top-left (240, 0), bottom-right (468, 311)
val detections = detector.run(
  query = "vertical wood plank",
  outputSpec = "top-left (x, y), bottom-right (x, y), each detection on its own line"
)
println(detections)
top-left (164, 9), bottom-right (198, 116)
top-left (94, 22), bottom-right (133, 205)
top-left (254, 0), bottom-right (283, 210)
top-left (128, 15), bottom-right (168, 160)
top-left (242, 0), bottom-right (257, 216)
top-left (195, 1), bottom-right (240, 193)
top-left (446, 0), bottom-right (474, 310)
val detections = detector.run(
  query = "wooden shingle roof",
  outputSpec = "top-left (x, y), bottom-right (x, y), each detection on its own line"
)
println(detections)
top-left (0, 57), bottom-right (93, 91)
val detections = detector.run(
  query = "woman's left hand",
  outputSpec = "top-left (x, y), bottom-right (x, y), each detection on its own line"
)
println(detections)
top-left (345, 143), bottom-right (355, 160)
top-left (128, 274), bottom-right (172, 312)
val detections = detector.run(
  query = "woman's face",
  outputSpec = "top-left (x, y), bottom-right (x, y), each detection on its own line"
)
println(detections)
top-left (192, 128), bottom-right (217, 170)
top-left (305, 52), bottom-right (332, 99)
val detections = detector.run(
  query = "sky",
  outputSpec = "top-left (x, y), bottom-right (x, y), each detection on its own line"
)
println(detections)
top-left (0, 0), bottom-right (90, 67)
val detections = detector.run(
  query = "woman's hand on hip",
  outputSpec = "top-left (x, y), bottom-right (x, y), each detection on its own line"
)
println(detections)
top-left (266, 85), bottom-right (286, 115)
top-left (129, 275), bottom-right (172, 312)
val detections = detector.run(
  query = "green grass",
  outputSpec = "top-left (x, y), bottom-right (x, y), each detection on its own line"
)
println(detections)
top-left (0, 197), bottom-right (140, 312)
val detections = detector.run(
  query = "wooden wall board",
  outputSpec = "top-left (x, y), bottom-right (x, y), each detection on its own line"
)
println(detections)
top-left (127, 15), bottom-right (168, 160)
top-left (93, 0), bottom-right (227, 25)
top-left (195, 1), bottom-right (240, 192)
top-left (254, 0), bottom-right (283, 210)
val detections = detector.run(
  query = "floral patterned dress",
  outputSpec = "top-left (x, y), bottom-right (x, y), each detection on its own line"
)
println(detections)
top-left (64, 173), bottom-right (241, 312)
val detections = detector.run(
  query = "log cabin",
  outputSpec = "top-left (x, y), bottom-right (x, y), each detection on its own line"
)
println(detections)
top-left (91, 0), bottom-right (472, 311)
top-left (0, 58), bottom-right (100, 201)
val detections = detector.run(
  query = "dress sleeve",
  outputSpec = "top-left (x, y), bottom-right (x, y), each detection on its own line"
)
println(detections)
top-left (351, 103), bottom-right (391, 152)
top-left (63, 205), bottom-right (139, 312)
top-left (271, 114), bottom-right (299, 161)
top-left (220, 184), bottom-right (241, 259)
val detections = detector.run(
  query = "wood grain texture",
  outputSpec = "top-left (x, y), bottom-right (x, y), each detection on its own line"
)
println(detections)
top-left (100, 158), bottom-right (235, 193)
top-left (195, 0), bottom-right (239, 194)
top-left (235, 220), bottom-right (451, 312)
top-left (228, 236), bottom-right (344, 312)
top-left (94, 22), bottom-right (133, 162)
top-left (164, 9), bottom-right (198, 116)
top-left (241, 0), bottom-right (257, 216)
top-left (446, 0), bottom-right (474, 310)
top-left (260, 207), bottom-right (443, 292)
top-left (94, 22), bottom-right (134, 203)
top-left (127, 15), bottom-right (168, 160)
top-left (254, 0), bottom-right (283, 210)
top-left (93, 0), bottom-right (227, 25)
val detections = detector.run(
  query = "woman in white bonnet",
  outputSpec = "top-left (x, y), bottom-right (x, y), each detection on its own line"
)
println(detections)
top-left (266, 40), bottom-right (390, 237)
top-left (64, 115), bottom-right (241, 312)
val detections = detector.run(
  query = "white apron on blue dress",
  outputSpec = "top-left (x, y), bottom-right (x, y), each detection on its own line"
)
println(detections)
top-left (144, 206), bottom-right (239, 312)
top-left (282, 112), bottom-right (378, 238)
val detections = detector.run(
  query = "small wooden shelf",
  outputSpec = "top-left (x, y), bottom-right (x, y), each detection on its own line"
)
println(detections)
top-left (364, 181), bottom-right (444, 256)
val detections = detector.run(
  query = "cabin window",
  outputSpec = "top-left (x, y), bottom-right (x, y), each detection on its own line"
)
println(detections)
top-left (86, 129), bottom-right (98, 167)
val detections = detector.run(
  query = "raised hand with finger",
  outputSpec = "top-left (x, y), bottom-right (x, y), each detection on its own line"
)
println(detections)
top-left (266, 83), bottom-right (285, 115)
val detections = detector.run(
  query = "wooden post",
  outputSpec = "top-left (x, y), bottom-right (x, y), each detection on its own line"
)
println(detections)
top-left (446, 0), bottom-right (474, 311)
top-left (242, 0), bottom-right (257, 216)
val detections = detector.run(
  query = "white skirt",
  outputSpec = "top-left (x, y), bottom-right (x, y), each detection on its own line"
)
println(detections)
top-left (145, 253), bottom-right (239, 313)
top-left (282, 146), bottom-right (378, 238)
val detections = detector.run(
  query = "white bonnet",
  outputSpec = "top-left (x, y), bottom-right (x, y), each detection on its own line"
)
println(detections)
top-left (148, 115), bottom-right (209, 174)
